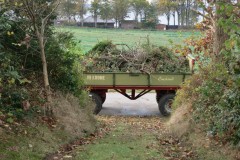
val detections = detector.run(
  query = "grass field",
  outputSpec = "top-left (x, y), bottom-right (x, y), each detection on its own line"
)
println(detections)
top-left (56, 26), bottom-right (201, 53)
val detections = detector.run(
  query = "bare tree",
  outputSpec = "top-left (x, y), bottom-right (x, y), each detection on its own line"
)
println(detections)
top-left (19, 0), bottom-right (60, 106)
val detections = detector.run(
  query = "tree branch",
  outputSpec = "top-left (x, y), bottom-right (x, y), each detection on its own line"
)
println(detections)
top-left (43, 0), bottom-right (60, 27)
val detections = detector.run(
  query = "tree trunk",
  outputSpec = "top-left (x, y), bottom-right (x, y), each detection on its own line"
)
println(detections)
top-left (213, 25), bottom-right (228, 55)
top-left (74, 15), bottom-right (77, 22)
top-left (81, 17), bottom-right (84, 27)
top-left (119, 20), bottom-right (122, 28)
top-left (186, 0), bottom-right (190, 26)
top-left (80, 14), bottom-right (84, 27)
top-left (94, 14), bottom-right (97, 28)
top-left (213, 0), bottom-right (230, 55)
top-left (177, 12), bottom-right (180, 26)
top-left (80, 0), bottom-right (85, 27)
top-left (135, 10), bottom-right (139, 23)
top-left (181, 3), bottom-right (185, 26)
top-left (36, 30), bottom-right (51, 103)
top-left (105, 19), bottom-right (108, 28)
top-left (68, 16), bottom-right (71, 23)
top-left (173, 12), bottom-right (176, 26)
top-left (185, 8), bottom-right (188, 26)
top-left (167, 14), bottom-right (170, 25)
top-left (140, 12), bottom-right (143, 22)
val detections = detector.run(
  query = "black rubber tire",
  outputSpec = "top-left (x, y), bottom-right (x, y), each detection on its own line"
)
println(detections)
top-left (90, 93), bottom-right (103, 114)
top-left (156, 94), bottom-right (161, 103)
top-left (100, 94), bottom-right (106, 104)
top-left (158, 94), bottom-right (175, 116)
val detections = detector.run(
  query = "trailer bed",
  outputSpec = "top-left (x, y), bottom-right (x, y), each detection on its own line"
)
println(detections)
top-left (83, 72), bottom-right (191, 89)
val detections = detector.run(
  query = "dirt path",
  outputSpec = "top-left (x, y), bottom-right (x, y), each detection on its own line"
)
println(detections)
top-left (45, 115), bottom-right (236, 160)
top-left (75, 116), bottom-right (165, 160)
top-left (70, 116), bottom-right (198, 160)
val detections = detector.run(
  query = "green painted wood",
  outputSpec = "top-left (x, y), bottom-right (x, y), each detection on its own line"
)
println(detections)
top-left (83, 73), bottom-right (192, 86)
top-left (115, 73), bottom-right (148, 85)
top-left (83, 73), bottom-right (113, 85)
top-left (150, 74), bottom-right (184, 86)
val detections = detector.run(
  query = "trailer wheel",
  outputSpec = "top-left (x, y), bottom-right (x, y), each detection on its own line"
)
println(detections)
top-left (100, 94), bottom-right (106, 104)
top-left (156, 94), bottom-right (161, 103)
top-left (90, 93), bottom-right (103, 114)
top-left (158, 94), bottom-right (175, 116)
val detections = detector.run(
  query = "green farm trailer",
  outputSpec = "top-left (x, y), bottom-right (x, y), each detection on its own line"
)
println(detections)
top-left (83, 55), bottom-right (195, 116)
top-left (83, 72), bottom-right (192, 116)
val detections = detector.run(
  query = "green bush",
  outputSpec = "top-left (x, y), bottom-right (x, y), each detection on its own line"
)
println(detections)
top-left (174, 62), bottom-right (240, 144)
top-left (88, 40), bottom-right (116, 54)
top-left (172, 1), bottom-right (240, 146)
top-left (0, 10), bottom-right (85, 121)
top-left (46, 32), bottom-right (84, 94)
top-left (0, 11), bottom-right (29, 120)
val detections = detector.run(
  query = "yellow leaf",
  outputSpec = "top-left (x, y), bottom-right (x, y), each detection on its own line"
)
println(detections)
top-left (8, 78), bottom-right (15, 84)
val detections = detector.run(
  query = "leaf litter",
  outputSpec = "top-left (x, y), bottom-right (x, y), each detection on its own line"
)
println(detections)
top-left (44, 116), bottom-right (199, 160)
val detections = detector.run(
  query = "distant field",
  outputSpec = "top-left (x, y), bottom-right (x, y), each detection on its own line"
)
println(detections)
top-left (56, 26), bottom-right (201, 53)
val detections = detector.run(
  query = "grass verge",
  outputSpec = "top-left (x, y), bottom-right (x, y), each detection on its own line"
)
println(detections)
top-left (165, 104), bottom-right (240, 160)
top-left (75, 116), bottom-right (165, 160)
top-left (0, 92), bottom-right (97, 160)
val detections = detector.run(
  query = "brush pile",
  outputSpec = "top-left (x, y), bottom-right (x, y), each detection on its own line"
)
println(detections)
top-left (82, 41), bottom-right (189, 73)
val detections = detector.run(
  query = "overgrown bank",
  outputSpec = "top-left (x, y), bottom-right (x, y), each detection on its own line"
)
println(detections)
top-left (172, 1), bottom-right (240, 148)
top-left (0, 2), bottom-right (97, 159)
top-left (0, 93), bottom-right (96, 160)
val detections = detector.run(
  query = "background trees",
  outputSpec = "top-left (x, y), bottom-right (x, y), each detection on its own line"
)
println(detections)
top-left (142, 2), bottom-right (158, 28)
top-left (59, 0), bottom-right (77, 22)
top-left (55, 0), bottom-right (202, 28)
top-left (111, 0), bottom-right (130, 28)
top-left (77, 0), bottom-right (87, 27)
top-left (99, 0), bottom-right (113, 27)
top-left (156, 0), bottom-right (174, 25)
top-left (130, 0), bottom-right (148, 22)
top-left (90, 0), bottom-right (101, 27)
top-left (156, 0), bottom-right (200, 27)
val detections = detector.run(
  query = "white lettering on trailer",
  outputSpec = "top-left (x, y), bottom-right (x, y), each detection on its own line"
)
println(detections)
top-left (158, 76), bottom-right (174, 81)
top-left (87, 75), bottom-right (105, 81)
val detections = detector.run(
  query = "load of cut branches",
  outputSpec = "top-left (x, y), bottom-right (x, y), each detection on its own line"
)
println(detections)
top-left (82, 40), bottom-right (189, 73)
